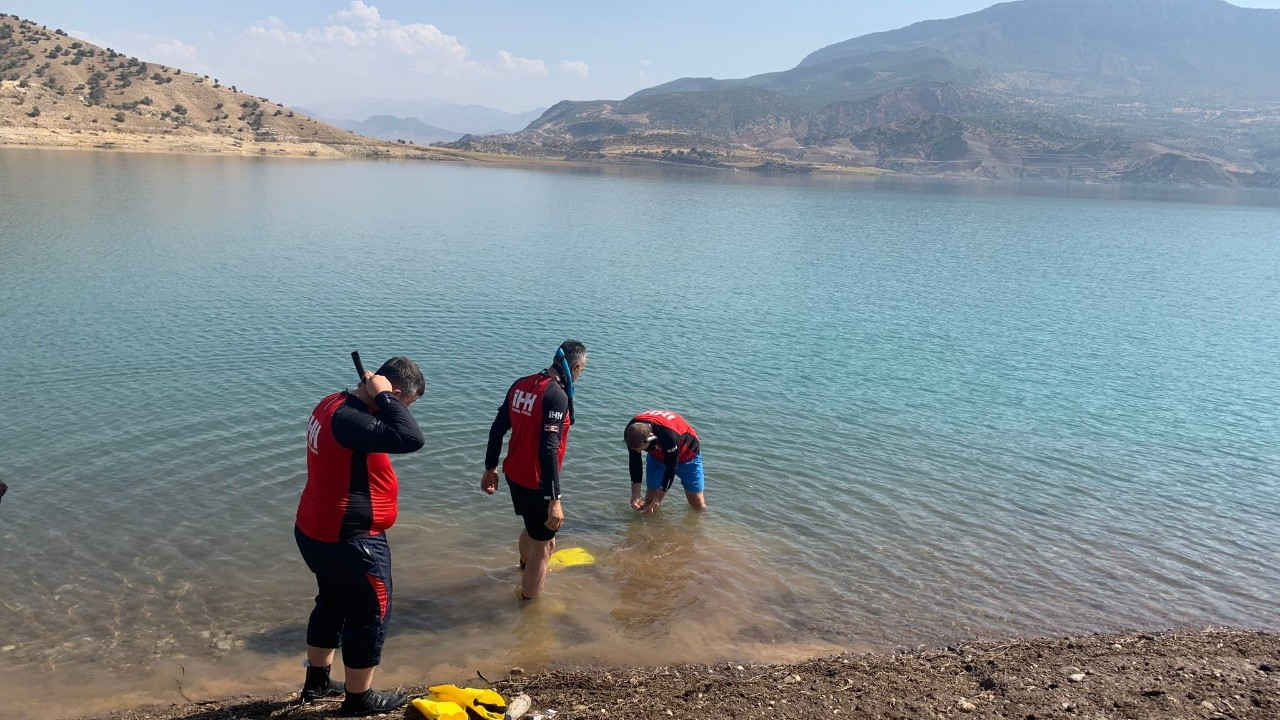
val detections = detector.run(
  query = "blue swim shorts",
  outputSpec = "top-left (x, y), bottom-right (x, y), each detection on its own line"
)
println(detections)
top-left (646, 453), bottom-right (705, 494)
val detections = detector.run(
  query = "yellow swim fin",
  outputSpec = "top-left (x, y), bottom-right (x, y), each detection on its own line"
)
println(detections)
top-left (548, 547), bottom-right (595, 570)
top-left (428, 685), bottom-right (506, 720)
top-left (411, 697), bottom-right (467, 720)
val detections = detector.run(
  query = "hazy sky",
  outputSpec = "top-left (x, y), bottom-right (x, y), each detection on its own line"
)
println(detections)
top-left (8, 1), bottom-right (1280, 112)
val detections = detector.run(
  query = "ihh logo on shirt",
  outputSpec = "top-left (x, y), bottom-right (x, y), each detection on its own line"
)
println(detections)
top-left (512, 389), bottom-right (536, 416)
top-left (307, 415), bottom-right (322, 454)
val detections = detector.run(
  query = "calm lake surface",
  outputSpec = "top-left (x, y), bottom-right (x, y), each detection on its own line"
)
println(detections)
top-left (1, 149), bottom-right (1278, 719)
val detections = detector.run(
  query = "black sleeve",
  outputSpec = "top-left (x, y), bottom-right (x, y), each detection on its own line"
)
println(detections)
top-left (332, 393), bottom-right (425, 454)
top-left (484, 382), bottom-right (516, 470)
top-left (539, 385), bottom-right (570, 500)
top-left (652, 424), bottom-right (681, 491)
top-left (629, 449), bottom-right (643, 485)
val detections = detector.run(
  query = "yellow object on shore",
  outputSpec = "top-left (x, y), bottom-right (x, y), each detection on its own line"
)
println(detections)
top-left (427, 684), bottom-right (506, 720)
top-left (411, 697), bottom-right (467, 720)
top-left (548, 547), bottom-right (595, 570)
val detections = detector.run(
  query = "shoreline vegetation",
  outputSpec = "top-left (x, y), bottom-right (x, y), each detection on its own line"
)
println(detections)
top-left (95, 628), bottom-right (1278, 720)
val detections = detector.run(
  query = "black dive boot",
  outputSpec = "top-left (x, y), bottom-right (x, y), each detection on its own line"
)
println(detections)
top-left (299, 664), bottom-right (345, 703)
top-left (340, 688), bottom-right (409, 716)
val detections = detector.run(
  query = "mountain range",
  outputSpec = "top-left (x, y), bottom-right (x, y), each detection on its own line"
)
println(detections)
top-left (316, 115), bottom-right (464, 146)
top-left (449, 0), bottom-right (1280, 186)
top-left (295, 98), bottom-right (546, 136)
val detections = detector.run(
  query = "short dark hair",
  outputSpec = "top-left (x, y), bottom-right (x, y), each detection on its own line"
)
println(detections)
top-left (624, 422), bottom-right (652, 448)
top-left (375, 357), bottom-right (425, 400)
top-left (557, 339), bottom-right (587, 367)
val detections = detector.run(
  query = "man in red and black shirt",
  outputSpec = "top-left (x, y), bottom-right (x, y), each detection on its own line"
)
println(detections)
top-left (624, 410), bottom-right (707, 513)
top-left (295, 357), bottom-right (424, 716)
top-left (481, 340), bottom-right (587, 600)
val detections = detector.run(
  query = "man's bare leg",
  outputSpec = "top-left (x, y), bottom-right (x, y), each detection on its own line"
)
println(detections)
top-left (519, 529), bottom-right (532, 568)
top-left (344, 666), bottom-right (376, 694)
top-left (521, 537), bottom-right (555, 598)
top-left (685, 491), bottom-right (706, 510)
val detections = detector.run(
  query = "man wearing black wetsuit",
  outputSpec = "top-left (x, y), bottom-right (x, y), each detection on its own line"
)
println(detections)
top-left (295, 357), bottom-right (425, 716)
top-left (481, 340), bottom-right (587, 600)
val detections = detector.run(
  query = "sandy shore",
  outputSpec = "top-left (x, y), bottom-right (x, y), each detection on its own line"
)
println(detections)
top-left (90, 628), bottom-right (1277, 720)
top-left (0, 127), bottom-right (460, 160)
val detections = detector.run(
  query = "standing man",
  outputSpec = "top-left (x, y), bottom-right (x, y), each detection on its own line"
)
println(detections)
top-left (624, 410), bottom-right (707, 513)
top-left (481, 340), bottom-right (587, 600)
top-left (295, 357), bottom-right (425, 716)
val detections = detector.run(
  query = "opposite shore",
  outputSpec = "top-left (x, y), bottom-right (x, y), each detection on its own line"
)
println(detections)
top-left (93, 628), bottom-right (1278, 720)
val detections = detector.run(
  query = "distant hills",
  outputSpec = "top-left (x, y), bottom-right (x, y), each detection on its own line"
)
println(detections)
top-left (0, 14), bottom-right (451, 159)
top-left (296, 98), bottom-right (546, 136)
top-left (322, 115), bottom-right (464, 145)
top-left (450, 0), bottom-right (1280, 186)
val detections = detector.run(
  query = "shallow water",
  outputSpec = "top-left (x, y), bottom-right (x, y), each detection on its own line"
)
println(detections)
top-left (1, 149), bottom-right (1278, 719)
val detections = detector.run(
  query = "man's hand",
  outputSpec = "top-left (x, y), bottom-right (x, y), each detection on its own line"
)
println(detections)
top-left (364, 372), bottom-right (393, 396)
top-left (637, 489), bottom-right (665, 514)
top-left (630, 484), bottom-right (644, 510)
top-left (480, 468), bottom-right (499, 495)
top-left (545, 499), bottom-right (564, 531)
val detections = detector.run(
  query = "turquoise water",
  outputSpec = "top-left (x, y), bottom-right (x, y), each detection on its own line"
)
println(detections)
top-left (1, 149), bottom-right (1278, 718)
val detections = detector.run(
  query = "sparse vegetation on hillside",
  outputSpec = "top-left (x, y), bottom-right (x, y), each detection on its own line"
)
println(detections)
top-left (440, 1), bottom-right (1280, 186)
top-left (0, 13), bottom-right (443, 159)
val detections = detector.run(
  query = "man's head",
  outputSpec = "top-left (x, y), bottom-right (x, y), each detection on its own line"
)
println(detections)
top-left (624, 421), bottom-right (655, 453)
top-left (556, 339), bottom-right (588, 382)
top-left (374, 356), bottom-right (425, 405)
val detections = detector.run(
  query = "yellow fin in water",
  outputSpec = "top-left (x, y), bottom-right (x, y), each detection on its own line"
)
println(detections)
top-left (548, 547), bottom-right (595, 570)
top-left (411, 697), bottom-right (467, 720)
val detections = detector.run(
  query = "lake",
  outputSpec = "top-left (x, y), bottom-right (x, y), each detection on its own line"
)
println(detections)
top-left (0, 148), bottom-right (1277, 719)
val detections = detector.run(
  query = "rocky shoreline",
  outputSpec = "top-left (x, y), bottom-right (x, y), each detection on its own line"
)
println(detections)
top-left (92, 628), bottom-right (1277, 720)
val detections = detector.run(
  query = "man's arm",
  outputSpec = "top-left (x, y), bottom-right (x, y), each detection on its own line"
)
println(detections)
top-left (332, 393), bottom-right (424, 453)
top-left (538, 386), bottom-right (569, 500)
top-left (484, 391), bottom-right (513, 470)
top-left (629, 449), bottom-right (643, 485)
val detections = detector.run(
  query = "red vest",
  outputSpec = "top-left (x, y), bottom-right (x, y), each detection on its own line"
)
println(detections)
top-left (297, 392), bottom-right (399, 542)
top-left (502, 373), bottom-right (571, 490)
top-left (633, 409), bottom-right (699, 463)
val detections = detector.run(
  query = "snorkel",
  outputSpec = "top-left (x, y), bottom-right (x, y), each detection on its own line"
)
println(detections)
top-left (555, 347), bottom-right (576, 424)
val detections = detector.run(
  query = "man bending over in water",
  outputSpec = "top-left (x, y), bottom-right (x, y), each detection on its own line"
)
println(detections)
top-left (624, 410), bottom-right (706, 513)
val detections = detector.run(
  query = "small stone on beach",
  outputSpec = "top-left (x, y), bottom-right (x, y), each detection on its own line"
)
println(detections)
top-left (1069, 673), bottom-right (1086, 682)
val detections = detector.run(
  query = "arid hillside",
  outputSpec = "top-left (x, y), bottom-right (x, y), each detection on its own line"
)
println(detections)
top-left (0, 13), bottom-right (450, 159)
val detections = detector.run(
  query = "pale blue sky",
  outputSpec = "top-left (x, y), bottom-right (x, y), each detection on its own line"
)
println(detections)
top-left (7, 1), bottom-right (1280, 111)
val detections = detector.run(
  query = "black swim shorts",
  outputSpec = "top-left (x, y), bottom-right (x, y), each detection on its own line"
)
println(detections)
top-left (507, 477), bottom-right (556, 542)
